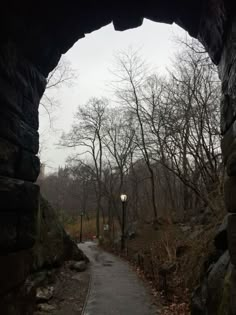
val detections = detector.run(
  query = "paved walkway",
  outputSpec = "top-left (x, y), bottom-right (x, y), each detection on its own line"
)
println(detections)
top-left (79, 241), bottom-right (158, 315)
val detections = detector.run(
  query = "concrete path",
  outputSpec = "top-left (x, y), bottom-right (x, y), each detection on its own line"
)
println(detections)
top-left (79, 241), bottom-right (158, 315)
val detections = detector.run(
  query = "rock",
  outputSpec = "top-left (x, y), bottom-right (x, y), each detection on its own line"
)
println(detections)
top-left (0, 273), bottom-right (36, 315)
top-left (227, 151), bottom-right (236, 176)
top-left (0, 177), bottom-right (39, 252)
top-left (191, 282), bottom-right (208, 315)
top-left (0, 107), bottom-right (39, 154)
top-left (32, 196), bottom-right (88, 271)
top-left (224, 176), bottom-right (236, 212)
top-left (214, 215), bottom-right (228, 251)
top-left (69, 261), bottom-right (87, 272)
top-left (36, 286), bottom-right (54, 302)
top-left (0, 250), bottom-right (32, 296)
top-left (0, 137), bottom-right (40, 181)
top-left (16, 150), bottom-right (40, 182)
top-left (191, 251), bottom-right (231, 315)
top-left (37, 303), bottom-right (57, 312)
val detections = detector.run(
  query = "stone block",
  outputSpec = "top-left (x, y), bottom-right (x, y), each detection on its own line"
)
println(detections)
top-left (0, 137), bottom-right (18, 178)
top-left (227, 214), bottom-right (236, 265)
top-left (0, 176), bottom-right (39, 252)
top-left (0, 137), bottom-right (40, 182)
top-left (224, 176), bottom-right (236, 213)
top-left (0, 44), bottom-right (46, 132)
top-left (227, 151), bottom-right (236, 176)
top-left (0, 82), bottom-right (39, 129)
top-left (0, 249), bottom-right (32, 295)
top-left (22, 98), bottom-right (39, 129)
top-left (0, 42), bottom-right (46, 107)
top-left (220, 96), bottom-right (236, 137)
top-left (221, 121), bottom-right (236, 162)
top-left (219, 18), bottom-right (236, 134)
top-left (0, 176), bottom-right (39, 211)
top-left (198, 0), bottom-right (227, 65)
top-left (16, 150), bottom-right (40, 182)
top-left (0, 107), bottom-right (39, 154)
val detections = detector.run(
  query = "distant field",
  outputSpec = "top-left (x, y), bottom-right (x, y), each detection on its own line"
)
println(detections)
top-left (65, 216), bottom-right (120, 241)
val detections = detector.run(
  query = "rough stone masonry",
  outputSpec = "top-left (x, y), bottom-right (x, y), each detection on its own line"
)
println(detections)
top-left (0, 0), bottom-right (235, 314)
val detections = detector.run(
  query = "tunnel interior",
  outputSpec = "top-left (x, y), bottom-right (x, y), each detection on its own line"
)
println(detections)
top-left (0, 1), bottom-right (235, 314)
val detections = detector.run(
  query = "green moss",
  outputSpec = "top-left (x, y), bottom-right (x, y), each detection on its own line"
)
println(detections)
top-left (218, 266), bottom-right (232, 315)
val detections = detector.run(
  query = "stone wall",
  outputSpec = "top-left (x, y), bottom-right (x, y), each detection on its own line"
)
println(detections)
top-left (220, 14), bottom-right (236, 315)
top-left (0, 41), bottom-right (46, 307)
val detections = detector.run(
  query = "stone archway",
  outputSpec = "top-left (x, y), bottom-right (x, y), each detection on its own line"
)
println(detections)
top-left (0, 1), bottom-right (234, 314)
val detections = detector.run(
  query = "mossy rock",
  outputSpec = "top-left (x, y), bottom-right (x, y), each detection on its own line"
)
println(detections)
top-left (32, 196), bottom-right (88, 271)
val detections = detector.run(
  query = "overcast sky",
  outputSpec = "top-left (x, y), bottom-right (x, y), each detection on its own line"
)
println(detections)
top-left (39, 19), bottom-right (187, 173)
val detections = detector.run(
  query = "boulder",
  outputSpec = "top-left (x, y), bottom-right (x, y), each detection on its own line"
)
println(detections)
top-left (191, 251), bottom-right (231, 315)
top-left (69, 261), bottom-right (87, 272)
top-left (36, 286), bottom-right (54, 303)
top-left (32, 196), bottom-right (88, 271)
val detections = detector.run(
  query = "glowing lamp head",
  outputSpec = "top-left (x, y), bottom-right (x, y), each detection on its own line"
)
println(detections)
top-left (120, 194), bottom-right (127, 203)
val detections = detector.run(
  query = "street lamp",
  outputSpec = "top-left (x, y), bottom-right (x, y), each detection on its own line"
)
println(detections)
top-left (79, 212), bottom-right (84, 243)
top-left (120, 194), bottom-right (127, 251)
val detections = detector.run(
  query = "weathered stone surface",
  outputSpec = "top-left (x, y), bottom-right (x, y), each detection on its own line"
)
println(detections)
top-left (227, 214), bottom-right (236, 265)
top-left (16, 150), bottom-right (40, 182)
top-left (36, 286), bottom-right (54, 302)
top-left (219, 17), bottom-right (236, 134)
top-left (32, 197), bottom-right (88, 271)
top-left (0, 249), bottom-right (32, 295)
top-left (69, 260), bottom-right (87, 272)
top-left (227, 151), bottom-right (236, 176)
top-left (0, 108), bottom-right (39, 154)
top-left (37, 303), bottom-right (57, 312)
top-left (221, 121), bottom-right (236, 162)
top-left (0, 74), bottom-right (39, 130)
top-left (207, 250), bottom-right (230, 293)
top-left (191, 251), bottom-right (231, 315)
top-left (0, 176), bottom-right (39, 211)
top-left (0, 42), bottom-right (46, 107)
top-left (198, 0), bottom-right (227, 64)
top-left (0, 278), bottom-right (36, 315)
top-left (0, 177), bottom-right (39, 252)
top-left (0, 137), bottom-right (40, 181)
top-left (0, 137), bottom-right (19, 178)
top-left (224, 176), bottom-right (236, 213)
top-left (0, 1), bottom-right (222, 76)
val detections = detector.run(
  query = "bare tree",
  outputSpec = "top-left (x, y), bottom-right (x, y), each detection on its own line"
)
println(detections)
top-left (112, 50), bottom-right (159, 223)
top-left (148, 40), bottom-right (222, 216)
top-left (40, 57), bottom-right (77, 125)
top-left (61, 97), bottom-right (107, 237)
top-left (38, 57), bottom-right (77, 168)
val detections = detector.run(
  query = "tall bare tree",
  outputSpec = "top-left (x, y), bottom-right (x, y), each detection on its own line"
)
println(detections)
top-left (61, 97), bottom-right (107, 237)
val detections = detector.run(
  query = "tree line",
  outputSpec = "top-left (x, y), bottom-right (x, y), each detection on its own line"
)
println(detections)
top-left (39, 38), bottom-right (224, 237)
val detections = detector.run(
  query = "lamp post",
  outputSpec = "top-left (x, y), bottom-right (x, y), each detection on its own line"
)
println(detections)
top-left (120, 194), bottom-right (127, 251)
top-left (79, 212), bottom-right (84, 243)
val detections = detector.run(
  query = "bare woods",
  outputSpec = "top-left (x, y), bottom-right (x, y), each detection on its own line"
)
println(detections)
top-left (39, 39), bottom-right (224, 236)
